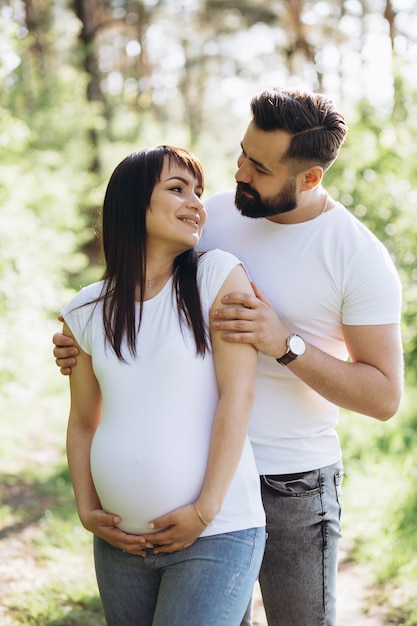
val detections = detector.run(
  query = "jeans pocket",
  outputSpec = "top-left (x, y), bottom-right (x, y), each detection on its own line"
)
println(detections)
top-left (262, 469), bottom-right (321, 497)
top-left (334, 469), bottom-right (344, 519)
top-left (223, 527), bottom-right (262, 547)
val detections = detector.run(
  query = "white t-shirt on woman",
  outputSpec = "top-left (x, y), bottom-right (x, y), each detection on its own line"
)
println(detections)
top-left (62, 249), bottom-right (265, 536)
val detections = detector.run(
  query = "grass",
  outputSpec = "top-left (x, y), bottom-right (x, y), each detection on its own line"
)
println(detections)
top-left (0, 344), bottom-right (106, 626)
top-left (0, 457), bottom-right (105, 624)
top-left (1, 343), bottom-right (417, 624)
top-left (338, 389), bottom-right (417, 625)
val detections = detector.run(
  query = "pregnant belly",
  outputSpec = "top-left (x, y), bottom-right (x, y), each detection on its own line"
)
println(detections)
top-left (90, 427), bottom-right (208, 534)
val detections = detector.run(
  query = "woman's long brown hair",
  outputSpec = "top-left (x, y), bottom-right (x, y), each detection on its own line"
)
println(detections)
top-left (99, 145), bottom-right (209, 360)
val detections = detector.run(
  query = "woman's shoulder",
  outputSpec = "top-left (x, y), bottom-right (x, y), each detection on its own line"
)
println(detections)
top-left (62, 280), bottom-right (105, 312)
top-left (196, 249), bottom-right (243, 304)
top-left (197, 248), bottom-right (241, 269)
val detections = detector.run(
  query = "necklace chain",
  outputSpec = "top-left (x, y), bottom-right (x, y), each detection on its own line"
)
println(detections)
top-left (146, 270), bottom-right (172, 289)
top-left (320, 193), bottom-right (329, 216)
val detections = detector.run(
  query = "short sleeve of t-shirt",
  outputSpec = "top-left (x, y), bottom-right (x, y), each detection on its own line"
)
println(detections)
top-left (341, 240), bottom-right (402, 325)
top-left (61, 282), bottom-right (104, 355)
top-left (197, 249), bottom-right (242, 312)
top-left (61, 251), bottom-right (243, 353)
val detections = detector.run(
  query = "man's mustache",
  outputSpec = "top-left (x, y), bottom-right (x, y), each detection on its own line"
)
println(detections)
top-left (236, 182), bottom-right (258, 196)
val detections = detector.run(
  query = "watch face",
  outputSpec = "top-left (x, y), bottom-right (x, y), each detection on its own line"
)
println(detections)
top-left (288, 334), bottom-right (306, 356)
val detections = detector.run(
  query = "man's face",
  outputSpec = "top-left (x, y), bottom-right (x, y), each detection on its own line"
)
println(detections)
top-left (235, 178), bottom-right (296, 218)
top-left (234, 122), bottom-right (297, 219)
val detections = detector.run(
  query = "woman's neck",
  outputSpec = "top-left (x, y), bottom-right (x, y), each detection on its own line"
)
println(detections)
top-left (137, 259), bottom-right (174, 301)
top-left (145, 268), bottom-right (173, 291)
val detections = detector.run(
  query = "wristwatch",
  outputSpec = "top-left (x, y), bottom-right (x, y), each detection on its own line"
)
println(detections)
top-left (276, 333), bottom-right (306, 366)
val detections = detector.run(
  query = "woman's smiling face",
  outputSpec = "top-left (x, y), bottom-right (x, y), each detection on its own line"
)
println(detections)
top-left (146, 157), bottom-right (207, 255)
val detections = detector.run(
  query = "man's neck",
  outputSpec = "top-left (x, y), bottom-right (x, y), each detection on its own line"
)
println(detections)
top-left (266, 187), bottom-right (331, 224)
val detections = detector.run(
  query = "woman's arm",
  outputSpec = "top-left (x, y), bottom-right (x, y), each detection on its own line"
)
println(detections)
top-left (64, 321), bottom-right (151, 555)
top-left (194, 265), bottom-right (258, 520)
top-left (144, 264), bottom-right (258, 552)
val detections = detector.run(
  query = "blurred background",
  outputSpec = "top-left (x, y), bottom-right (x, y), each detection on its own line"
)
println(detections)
top-left (1, 1), bottom-right (417, 624)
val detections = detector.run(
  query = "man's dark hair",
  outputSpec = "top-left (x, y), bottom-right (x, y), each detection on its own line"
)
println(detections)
top-left (250, 87), bottom-right (348, 172)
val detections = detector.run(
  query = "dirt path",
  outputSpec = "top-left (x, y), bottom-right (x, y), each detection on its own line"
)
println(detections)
top-left (0, 522), bottom-right (388, 626)
top-left (252, 540), bottom-right (388, 626)
top-left (336, 561), bottom-right (388, 625)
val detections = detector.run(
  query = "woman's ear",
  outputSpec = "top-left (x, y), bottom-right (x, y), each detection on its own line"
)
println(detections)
top-left (300, 166), bottom-right (323, 190)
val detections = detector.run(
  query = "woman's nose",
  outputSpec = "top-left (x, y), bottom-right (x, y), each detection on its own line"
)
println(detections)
top-left (190, 195), bottom-right (204, 210)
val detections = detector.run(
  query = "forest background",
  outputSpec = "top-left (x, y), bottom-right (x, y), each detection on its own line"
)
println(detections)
top-left (1, 0), bottom-right (417, 624)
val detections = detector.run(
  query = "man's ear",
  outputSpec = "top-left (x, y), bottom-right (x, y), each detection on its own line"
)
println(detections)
top-left (300, 166), bottom-right (323, 190)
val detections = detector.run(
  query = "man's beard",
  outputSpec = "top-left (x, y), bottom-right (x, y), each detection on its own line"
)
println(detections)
top-left (235, 180), bottom-right (297, 218)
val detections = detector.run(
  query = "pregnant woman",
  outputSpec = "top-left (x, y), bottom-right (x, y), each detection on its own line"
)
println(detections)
top-left (62, 145), bottom-right (265, 625)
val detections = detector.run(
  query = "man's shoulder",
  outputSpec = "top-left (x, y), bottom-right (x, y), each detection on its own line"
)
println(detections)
top-left (205, 189), bottom-right (235, 211)
top-left (200, 190), bottom-right (248, 252)
top-left (334, 205), bottom-right (387, 248)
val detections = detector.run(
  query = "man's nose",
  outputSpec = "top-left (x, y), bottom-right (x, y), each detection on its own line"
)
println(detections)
top-left (235, 159), bottom-right (252, 183)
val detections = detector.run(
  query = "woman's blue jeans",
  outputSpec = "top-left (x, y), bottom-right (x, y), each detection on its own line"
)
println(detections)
top-left (242, 461), bottom-right (343, 626)
top-left (94, 526), bottom-right (266, 625)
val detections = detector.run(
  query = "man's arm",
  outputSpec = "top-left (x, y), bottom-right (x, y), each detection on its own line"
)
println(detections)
top-left (211, 283), bottom-right (403, 421)
top-left (53, 316), bottom-right (79, 375)
top-left (289, 322), bottom-right (403, 420)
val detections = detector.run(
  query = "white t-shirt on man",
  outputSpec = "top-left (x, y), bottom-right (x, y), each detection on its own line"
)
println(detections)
top-left (200, 191), bottom-right (402, 474)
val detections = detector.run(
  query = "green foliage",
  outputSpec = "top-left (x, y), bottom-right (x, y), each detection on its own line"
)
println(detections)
top-left (338, 390), bottom-right (417, 624)
top-left (0, 9), bottom-right (98, 393)
top-left (1, 2), bottom-right (417, 622)
top-left (9, 583), bottom-right (105, 626)
top-left (0, 394), bottom-right (105, 625)
top-left (325, 85), bottom-right (417, 382)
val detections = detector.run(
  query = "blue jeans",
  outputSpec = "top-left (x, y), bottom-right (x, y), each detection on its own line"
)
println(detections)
top-left (94, 526), bottom-right (266, 625)
top-left (241, 461), bottom-right (343, 626)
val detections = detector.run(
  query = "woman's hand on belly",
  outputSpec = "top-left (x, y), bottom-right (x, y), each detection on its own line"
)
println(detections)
top-left (142, 503), bottom-right (210, 554)
top-left (81, 508), bottom-right (154, 556)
